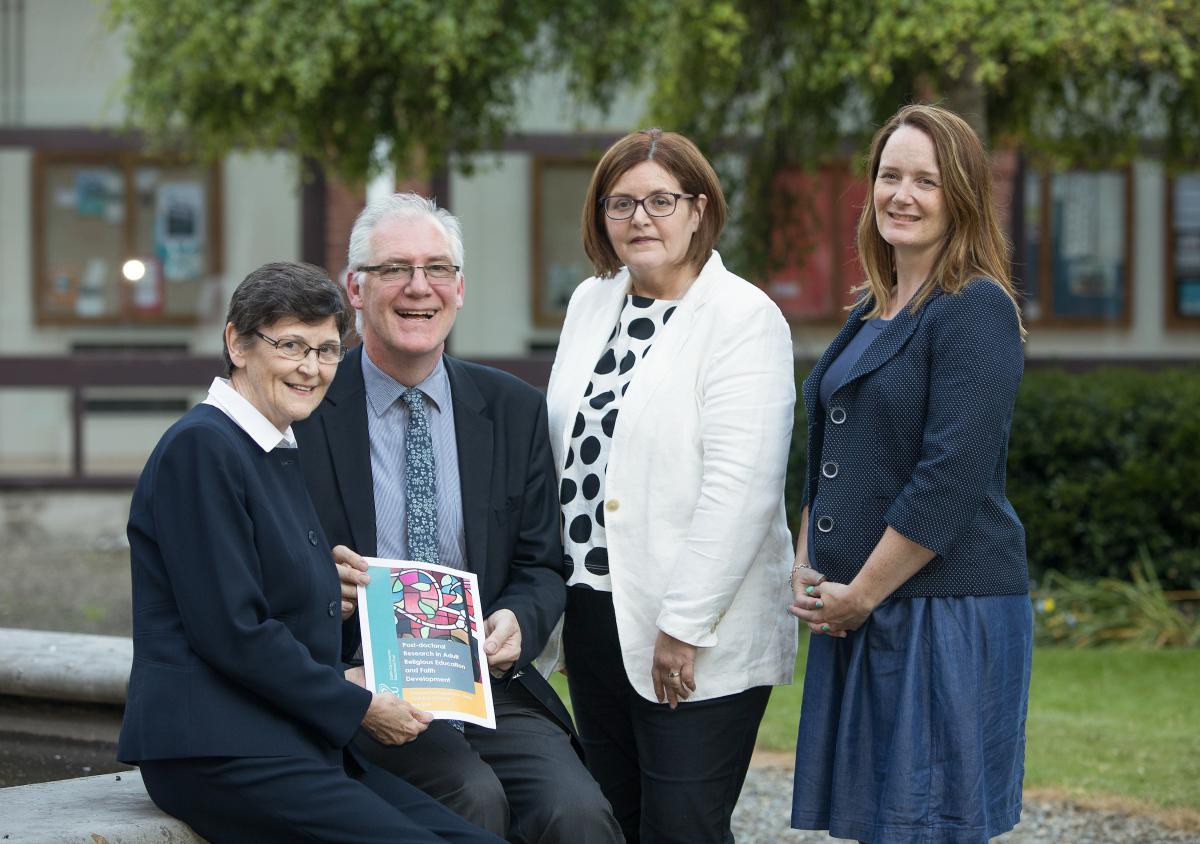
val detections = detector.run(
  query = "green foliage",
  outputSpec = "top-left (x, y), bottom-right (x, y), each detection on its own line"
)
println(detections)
top-left (1033, 556), bottom-right (1200, 648)
top-left (108, 1), bottom-right (1200, 224)
top-left (106, 0), bottom-right (555, 183)
top-left (553, 0), bottom-right (1200, 277)
top-left (1008, 366), bottom-right (1200, 589)
top-left (787, 365), bottom-right (1200, 590)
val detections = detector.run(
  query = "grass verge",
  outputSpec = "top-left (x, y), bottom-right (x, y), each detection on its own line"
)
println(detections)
top-left (550, 639), bottom-right (1200, 818)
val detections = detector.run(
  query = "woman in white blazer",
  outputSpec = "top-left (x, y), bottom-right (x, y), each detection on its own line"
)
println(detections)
top-left (545, 129), bottom-right (797, 844)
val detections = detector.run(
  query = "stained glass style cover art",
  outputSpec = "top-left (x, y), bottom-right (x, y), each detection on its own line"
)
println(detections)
top-left (357, 558), bottom-right (496, 728)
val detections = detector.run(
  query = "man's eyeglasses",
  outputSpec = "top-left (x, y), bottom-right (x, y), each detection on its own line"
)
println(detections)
top-left (598, 192), bottom-right (695, 221)
top-left (254, 331), bottom-right (345, 365)
top-left (357, 263), bottom-right (461, 285)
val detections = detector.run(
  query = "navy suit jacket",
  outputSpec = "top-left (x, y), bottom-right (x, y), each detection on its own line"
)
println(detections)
top-left (294, 348), bottom-right (576, 740)
top-left (801, 278), bottom-right (1029, 597)
top-left (118, 406), bottom-right (372, 763)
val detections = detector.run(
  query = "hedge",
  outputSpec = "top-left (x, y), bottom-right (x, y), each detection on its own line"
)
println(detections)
top-left (786, 365), bottom-right (1200, 590)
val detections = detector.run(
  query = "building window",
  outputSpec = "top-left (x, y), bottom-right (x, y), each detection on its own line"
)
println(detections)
top-left (1018, 167), bottom-right (1132, 325)
top-left (765, 165), bottom-right (865, 322)
top-left (1166, 172), bottom-right (1200, 327)
top-left (33, 151), bottom-right (222, 325)
top-left (532, 157), bottom-right (595, 329)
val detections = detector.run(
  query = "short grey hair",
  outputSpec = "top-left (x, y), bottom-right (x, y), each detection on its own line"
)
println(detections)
top-left (346, 192), bottom-right (465, 282)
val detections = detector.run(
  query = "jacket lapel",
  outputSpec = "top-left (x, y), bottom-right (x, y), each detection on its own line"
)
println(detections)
top-left (836, 291), bottom-right (937, 394)
top-left (803, 300), bottom-right (868, 417)
top-left (321, 346), bottom-right (378, 557)
top-left (612, 252), bottom-right (725, 445)
top-left (445, 356), bottom-right (491, 574)
top-left (550, 279), bottom-right (627, 463)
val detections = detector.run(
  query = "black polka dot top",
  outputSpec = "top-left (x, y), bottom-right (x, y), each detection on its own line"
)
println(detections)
top-left (560, 294), bottom-right (678, 590)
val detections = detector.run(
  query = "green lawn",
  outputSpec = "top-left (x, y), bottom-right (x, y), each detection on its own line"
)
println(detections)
top-left (550, 641), bottom-right (1200, 811)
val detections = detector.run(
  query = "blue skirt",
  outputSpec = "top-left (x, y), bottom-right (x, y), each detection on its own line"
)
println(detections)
top-left (791, 595), bottom-right (1033, 844)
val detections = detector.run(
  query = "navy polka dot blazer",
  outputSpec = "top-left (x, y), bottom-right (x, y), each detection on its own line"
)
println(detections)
top-left (800, 278), bottom-right (1029, 597)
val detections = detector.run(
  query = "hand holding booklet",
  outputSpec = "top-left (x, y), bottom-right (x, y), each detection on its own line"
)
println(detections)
top-left (357, 557), bottom-right (496, 729)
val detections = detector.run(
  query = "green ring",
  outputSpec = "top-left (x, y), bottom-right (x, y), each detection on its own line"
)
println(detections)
top-left (815, 600), bottom-right (824, 609)
top-left (805, 585), bottom-right (815, 595)
top-left (821, 624), bottom-right (830, 632)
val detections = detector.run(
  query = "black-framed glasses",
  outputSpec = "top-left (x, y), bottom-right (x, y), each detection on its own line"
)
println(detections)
top-left (357, 263), bottom-right (461, 285)
top-left (598, 192), bottom-right (695, 220)
top-left (254, 331), bottom-right (345, 365)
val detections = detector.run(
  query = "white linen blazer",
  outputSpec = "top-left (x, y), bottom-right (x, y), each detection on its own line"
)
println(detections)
top-left (545, 250), bottom-right (798, 703)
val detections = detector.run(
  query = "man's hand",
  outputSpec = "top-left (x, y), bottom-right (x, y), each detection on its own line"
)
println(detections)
top-left (483, 609), bottom-right (522, 677)
top-left (332, 545), bottom-right (370, 620)
top-left (360, 690), bottom-right (433, 745)
top-left (652, 630), bottom-right (698, 709)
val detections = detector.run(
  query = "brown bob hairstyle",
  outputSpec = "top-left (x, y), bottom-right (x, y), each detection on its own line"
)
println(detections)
top-left (581, 128), bottom-right (727, 278)
top-left (855, 104), bottom-right (1026, 337)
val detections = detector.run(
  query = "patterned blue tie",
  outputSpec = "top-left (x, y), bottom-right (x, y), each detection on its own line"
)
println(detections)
top-left (401, 387), bottom-right (464, 732)
top-left (401, 388), bottom-right (438, 565)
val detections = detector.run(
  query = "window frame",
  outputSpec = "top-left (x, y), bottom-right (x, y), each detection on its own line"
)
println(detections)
top-left (765, 162), bottom-right (866, 325)
top-left (1164, 171), bottom-right (1200, 330)
top-left (1017, 164), bottom-right (1134, 328)
top-left (32, 149), bottom-right (223, 326)
top-left (530, 155), bottom-right (597, 330)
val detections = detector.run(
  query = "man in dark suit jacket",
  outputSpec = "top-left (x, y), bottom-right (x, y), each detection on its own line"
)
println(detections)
top-left (294, 193), bottom-right (620, 844)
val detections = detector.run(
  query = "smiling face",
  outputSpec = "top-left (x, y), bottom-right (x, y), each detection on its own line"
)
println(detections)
top-left (603, 161), bottom-right (707, 298)
top-left (348, 215), bottom-right (464, 385)
top-left (873, 125), bottom-right (949, 265)
top-left (227, 316), bottom-right (340, 432)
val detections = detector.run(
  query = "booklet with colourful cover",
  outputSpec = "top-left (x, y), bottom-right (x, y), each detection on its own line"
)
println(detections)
top-left (357, 557), bottom-right (496, 729)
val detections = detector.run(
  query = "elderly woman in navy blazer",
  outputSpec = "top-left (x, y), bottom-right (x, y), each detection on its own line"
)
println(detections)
top-left (118, 262), bottom-right (501, 844)
top-left (788, 105), bottom-right (1032, 844)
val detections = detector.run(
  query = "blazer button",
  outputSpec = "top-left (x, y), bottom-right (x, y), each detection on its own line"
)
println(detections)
top-left (816, 516), bottom-right (834, 533)
top-left (829, 407), bottom-right (847, 425)
top-left (327, 600), bottom-right (337, 617)
top-left (308, 529), bottom-right (319, 546)
top-left (605, 500), bottom-right (620, 512)
top-left (821, 461), bottom-right (839, 479)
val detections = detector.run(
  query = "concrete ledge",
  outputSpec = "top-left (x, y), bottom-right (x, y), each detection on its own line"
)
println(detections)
top-left (0, 628), bottom-right (130, 705)
top-left (0, 770), bottom-right (205, 843)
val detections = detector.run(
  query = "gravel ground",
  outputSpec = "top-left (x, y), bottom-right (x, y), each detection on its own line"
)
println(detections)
top-left (732, 766), bottom-right (1200, 844)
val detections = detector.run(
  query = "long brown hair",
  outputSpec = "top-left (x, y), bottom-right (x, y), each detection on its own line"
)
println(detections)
top-left (581, 128), bottom-right (727, 278)
top-left (855, 104), bottom-right (1026, 337)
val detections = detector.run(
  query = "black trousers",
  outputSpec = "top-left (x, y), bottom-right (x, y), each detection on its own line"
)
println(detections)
top-left (563, 587), bottom-right (771, 844)
top-left (354, 677), bottom-right (621, 844)
top-left (140, 750), bottom-right (503, 844)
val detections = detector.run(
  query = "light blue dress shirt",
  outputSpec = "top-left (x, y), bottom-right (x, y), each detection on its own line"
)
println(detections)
top-left (361, 351), bottom-right (466, 569)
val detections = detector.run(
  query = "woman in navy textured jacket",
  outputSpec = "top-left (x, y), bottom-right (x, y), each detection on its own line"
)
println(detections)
top-left (119, 262), bottom-right (500, 844)
top-left (788, 105), bottom-right (1032, 844)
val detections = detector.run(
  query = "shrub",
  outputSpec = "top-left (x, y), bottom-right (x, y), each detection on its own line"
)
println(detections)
top-left (786, 365), bottom-right (1200, 590)
top-left (1032, 554), bottom-right (1200, 648)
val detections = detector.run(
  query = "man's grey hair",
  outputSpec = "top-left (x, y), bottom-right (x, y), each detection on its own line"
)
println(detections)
top-left (346, 192), bottom-right (465, 281)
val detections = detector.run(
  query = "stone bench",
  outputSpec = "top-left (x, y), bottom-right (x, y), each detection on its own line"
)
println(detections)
top-left (0, 628), bottom-right (205, 842)
top-left (0, 770), bottom-right (204, 843)
top-left (0, 628), bottom-right (131, 705)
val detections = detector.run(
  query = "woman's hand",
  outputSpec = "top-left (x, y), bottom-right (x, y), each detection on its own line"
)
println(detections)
top-left (360, 690), bottom-right (433, 745)
top-left (652, 630), bottom-right (698, 709)
top-left (333, 545), bottom-right (370, 620)
top-left (789, 567), bottom-right (871, 637)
